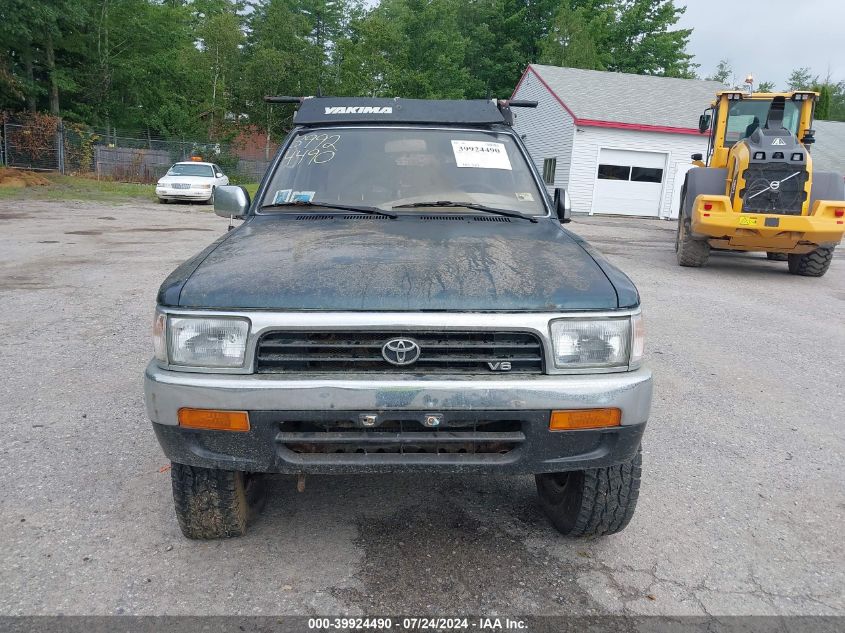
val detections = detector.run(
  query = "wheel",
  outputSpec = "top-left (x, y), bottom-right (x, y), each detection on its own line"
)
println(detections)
top-left (787, 247), bottom-right (834, 277)
top-left (535, 446), bottom-right (642, 538)
top-left (206, 187), bottom-right (215, 205)
top-left (675, 213), bottom-right (710, 267)
top-left (158, 197), bottom-right (168, 204)
top-left (766, 252), bottom-right (788, 262)
top-left (170, 462), bottom-right (266, 539)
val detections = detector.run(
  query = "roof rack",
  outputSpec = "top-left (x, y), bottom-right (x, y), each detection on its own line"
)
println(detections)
top-left (262, 96), bottom-right (537, 126)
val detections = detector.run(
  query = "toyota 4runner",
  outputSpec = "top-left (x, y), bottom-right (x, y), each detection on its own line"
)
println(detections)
top-left (144, 97), bottom-right (653, 539)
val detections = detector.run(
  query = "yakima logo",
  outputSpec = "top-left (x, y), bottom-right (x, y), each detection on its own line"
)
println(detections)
top-left (324, 106), bottom-right (393, 114)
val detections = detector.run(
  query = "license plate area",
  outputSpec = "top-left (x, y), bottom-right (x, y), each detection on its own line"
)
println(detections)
top-left (272, 412), bottom-right (526, 456)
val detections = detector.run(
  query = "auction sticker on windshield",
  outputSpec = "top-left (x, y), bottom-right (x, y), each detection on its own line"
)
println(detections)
top-left (451, 140), bottom-right (512, 170)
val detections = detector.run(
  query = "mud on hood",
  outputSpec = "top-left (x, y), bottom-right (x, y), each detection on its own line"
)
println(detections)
top-left (159, 215), bottom-right (637, 311)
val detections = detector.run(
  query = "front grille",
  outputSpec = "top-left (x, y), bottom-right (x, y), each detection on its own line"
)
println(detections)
top-left (276, 416), bottom-right (524, 456)
top-left (740, 163), bottom-right (807, 214)
top-left (256, 330), bottom-right (544, 374)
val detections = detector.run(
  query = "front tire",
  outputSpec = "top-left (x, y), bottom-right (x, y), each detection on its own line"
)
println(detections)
top-left (675, 214), bottom-right (710, 267)
top-left (788, 247), bottom-right (834, 277)
top-left (170, 462), bottom-right (266, 539)
top-left (158, 197), bottom-right (168, 204)
top-left (535, 447), bottom-right (642, 538)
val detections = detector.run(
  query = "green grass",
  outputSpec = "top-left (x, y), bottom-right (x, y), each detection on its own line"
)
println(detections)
top-left (0, 174), bottom-right (259, 204)
top-left (243, 182), bottom-right (260, 198)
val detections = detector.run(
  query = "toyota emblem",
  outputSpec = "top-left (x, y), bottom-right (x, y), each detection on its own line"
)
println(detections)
top-left (381, 338), bottom-right (421, 366)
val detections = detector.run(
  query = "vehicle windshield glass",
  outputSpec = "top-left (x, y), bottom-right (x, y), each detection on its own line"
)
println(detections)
top-left (724, 99), bottom-right (801, 146)
top-left (167, 164), bottom-right (214, 177)
top-left (260, 127), bottom-right (547, 215)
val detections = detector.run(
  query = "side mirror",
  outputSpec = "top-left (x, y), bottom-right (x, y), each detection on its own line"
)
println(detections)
top-left (553, 188), bottom-right (572, 223)
top-left (698, 113), bottom-right (712, 134)
top-left (691, 153), bottom-right (703, 161)
top-left (214, 185), bottom-right (250, 220)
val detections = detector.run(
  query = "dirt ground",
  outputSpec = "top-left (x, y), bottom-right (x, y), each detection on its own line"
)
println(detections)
top-left (0, 199), bottom-right (843, 616)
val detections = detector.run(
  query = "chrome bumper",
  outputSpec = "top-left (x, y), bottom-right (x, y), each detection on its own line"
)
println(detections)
top-left (144, 361), bottom-right (653, 426)
top-left (155, 188), bottom-right (210, 199)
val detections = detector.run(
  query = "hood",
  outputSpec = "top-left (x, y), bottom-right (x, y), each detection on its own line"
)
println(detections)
top-left (160, 215), bottom-right (637, 311)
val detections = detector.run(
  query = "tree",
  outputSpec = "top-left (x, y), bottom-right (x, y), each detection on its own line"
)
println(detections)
top-left (538, 0), bottom-right (696, 78)
top-left (198, 10), bottom-right (244, 139)
top-left (0, 0), bottom-right (756, 137)
top-left (782, 68), bottom-right (845, 122)
top-left (707, 59), bottom-right (732, 85)
top-left (0, 0), bottom-right (86, 114)
top-left (540, 1), bottom-right (612, 71)
top-left (606, 0), bottom-right (696, 77)
top-left (826, 81), bottom-right (845, 121)
top-left (814, 83), bottom-right (831, 120)
top-left (337, 0), bottom-right (470, 99)
top-left (757, 80), bottom-right (775, 92)
top-left (786, 67), bottom-right (817, 91)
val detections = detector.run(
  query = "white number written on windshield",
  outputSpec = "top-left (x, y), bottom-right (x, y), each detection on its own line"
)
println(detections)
top-left (281, 134), bottom-right (341, 168)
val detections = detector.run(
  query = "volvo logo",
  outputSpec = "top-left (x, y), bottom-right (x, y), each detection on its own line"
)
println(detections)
top-left (769, 180), bottom-right (780, 191)
top-left (381, 338), bottom-right (421, 366)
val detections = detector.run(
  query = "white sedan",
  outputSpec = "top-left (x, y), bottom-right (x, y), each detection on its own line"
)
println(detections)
top-left (155, 162), bottom-right (229, 204)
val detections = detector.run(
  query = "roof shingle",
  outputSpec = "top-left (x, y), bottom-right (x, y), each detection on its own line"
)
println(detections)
top-left (526, 64), bottom-right (725, 131)
top-left (811, 120), bottom-right (845, 177)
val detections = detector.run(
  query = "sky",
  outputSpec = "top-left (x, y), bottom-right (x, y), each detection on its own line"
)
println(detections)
top-left (676, 0), bottom-right (844, 88)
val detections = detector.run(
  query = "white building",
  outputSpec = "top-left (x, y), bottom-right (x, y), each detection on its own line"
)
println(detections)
top-left (512, 64), bottom-right (726, 219)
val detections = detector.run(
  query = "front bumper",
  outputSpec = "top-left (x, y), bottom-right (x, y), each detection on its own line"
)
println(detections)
top-left (144, 361), bottom-right (652, 474)
top-left (155, 187), bottom-right (212, 201)
top-left (691, 195), bottom-right (845, 253)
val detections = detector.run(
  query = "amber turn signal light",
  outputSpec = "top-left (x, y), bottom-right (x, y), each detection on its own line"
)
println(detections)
top-left (549, 408), bottom-right (621, 430)
top-left (178, 408), bottom-right (250, 432)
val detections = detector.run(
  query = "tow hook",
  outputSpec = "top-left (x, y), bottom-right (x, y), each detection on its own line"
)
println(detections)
top-left (296, 473), bottom-right (306, 493)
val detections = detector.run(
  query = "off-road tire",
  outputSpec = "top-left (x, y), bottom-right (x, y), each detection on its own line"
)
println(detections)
top-left (787, 247), bottom-right (834, 277)
top-left (675, 216), bottom-right (710, 267)
top-left (766, 252), bottom-right (787, 261)
top-left (171, 462), bottom-right (266, 539)
top-left (535, 446), bottom-right (642, 538)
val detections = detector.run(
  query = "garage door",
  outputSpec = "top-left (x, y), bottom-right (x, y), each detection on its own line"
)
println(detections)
top-left (592, 149), bottom-right (667, 217)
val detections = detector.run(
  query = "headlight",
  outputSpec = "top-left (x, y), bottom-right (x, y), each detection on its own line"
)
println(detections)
top-left (164, 316), bottom-right (250, 367)
top-left (550, 314), bottom-right (643, 369)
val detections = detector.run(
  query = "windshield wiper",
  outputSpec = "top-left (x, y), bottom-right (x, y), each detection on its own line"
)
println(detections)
top-left (392, 200), bottom-right (538, 223)
top-left (260, 200), bottom-right (397, 219)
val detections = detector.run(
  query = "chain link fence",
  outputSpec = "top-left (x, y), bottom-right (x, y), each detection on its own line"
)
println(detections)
top-left (1, 121), bottom-right (272, 184)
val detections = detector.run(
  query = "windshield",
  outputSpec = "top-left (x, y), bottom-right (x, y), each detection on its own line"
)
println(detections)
top-left (167, 164), bottom-right (214, 177)
top-left (260, 127), bottom-right (547, 216)
top-left (724, 99), bottom-right (801, 146)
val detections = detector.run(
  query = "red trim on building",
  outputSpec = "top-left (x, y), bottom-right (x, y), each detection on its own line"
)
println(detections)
top-left (510, 67), bottom-right (529, 100)
top-left (577, 119), bottom-right (705, 136)
top-left (512, 64), bottom-right (706, 136)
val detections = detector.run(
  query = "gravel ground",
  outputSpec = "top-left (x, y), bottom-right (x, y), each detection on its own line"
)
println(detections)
top-left (0, 199), bottom-right (843, 617)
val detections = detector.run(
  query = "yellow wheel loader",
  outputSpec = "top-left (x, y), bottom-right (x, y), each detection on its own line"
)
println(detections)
top-left (676, 90), bottom-right (845, 276)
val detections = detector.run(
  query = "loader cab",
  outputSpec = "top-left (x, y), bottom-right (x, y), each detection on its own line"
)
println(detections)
top-left (701, 91), bottom-right (817, 169)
